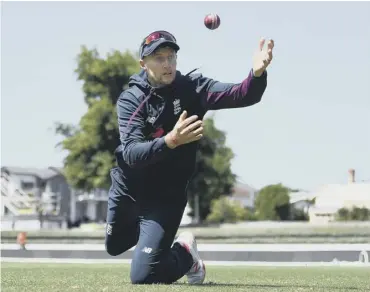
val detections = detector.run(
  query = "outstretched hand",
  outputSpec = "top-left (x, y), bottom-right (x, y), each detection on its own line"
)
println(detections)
top-left (165, 111), bottom-right (204, 149)
top-left (252, 38), bottom-right (274, 77)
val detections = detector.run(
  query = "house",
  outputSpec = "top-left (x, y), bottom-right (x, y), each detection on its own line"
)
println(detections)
top-left (1, 166), bottom-right (108, 230)
top-left (228, 181), bottom-right (258, 209)
top-left (1, 166), bottom-right (71, 217)
top-left (308, 169), bottom-right (370, 223)
top-left (289, 190), bottom-right (316, 212)
top-left (1, 165), bottom-right (193, 230)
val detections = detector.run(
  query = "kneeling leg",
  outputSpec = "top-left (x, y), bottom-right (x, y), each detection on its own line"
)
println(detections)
top-left (130, 202), bottom-right (193, 284)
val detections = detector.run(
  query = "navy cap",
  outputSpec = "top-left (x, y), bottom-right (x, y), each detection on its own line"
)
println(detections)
top-left (139, 31), bottom-right (180, 59)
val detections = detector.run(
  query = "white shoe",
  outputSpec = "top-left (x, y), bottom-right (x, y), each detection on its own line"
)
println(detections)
top-left (175, 231), bottom-right (206, 285)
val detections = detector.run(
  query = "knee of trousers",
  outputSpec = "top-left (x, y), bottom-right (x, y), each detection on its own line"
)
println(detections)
top-left (130, 267), bottom-right (173, 285)
top-left (130, 265), bottom-right (150, 284)
top-left (105, 240), bottom-right (122, 256)
top-left (130, 266), bottom-right (156, 285)
top-left (130, 273), bottom-right (150, 285)
top-left (129, 252), bottom-right (174, 285)
top-left (105, 233), bottom-right (132, 257)
top-left (129, 253), bottom-right (159, 285)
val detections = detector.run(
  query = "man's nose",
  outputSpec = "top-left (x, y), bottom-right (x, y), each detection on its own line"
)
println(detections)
top-left (163, 58), bottom-right (171, 68)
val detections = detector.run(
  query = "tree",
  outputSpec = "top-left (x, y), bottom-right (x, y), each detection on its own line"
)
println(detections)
top-left (336, 206), bottom-right (370, 221)
top-left (254, 183), bottom-right (291, 220)
top-left (186, 118), bottom-right (236, 222)
top-left (350, 207), bottom-right (370, 221)
top-left (55, 46), bottom-right (140, 190)
top-left (206, 196), bottom-right (256, 224)
top-left (336, 207), bottom-right (351, 221)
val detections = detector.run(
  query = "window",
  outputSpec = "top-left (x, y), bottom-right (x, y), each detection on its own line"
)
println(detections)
top-left (21, 181), bottom-right (34, 190)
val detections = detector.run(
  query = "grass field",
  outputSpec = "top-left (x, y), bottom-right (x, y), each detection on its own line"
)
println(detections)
top-left (2, 263), bottom-right (370, 291)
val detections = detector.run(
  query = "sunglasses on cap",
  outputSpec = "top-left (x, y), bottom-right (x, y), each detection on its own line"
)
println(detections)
top-left (141, 30), bottom-right (177, 47)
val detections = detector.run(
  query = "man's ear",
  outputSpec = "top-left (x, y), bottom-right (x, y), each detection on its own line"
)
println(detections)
top-left (140, 59), bottom-right (146, 70)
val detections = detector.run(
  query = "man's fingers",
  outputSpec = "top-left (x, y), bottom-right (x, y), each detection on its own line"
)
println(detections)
top-left (173, 113), bottom-right (205, 145)
top-left (179, 110), bottom-right (187, 122)
top-left (181, 120), bottom-right (203, 134)
top-left (178, 115), bottom-right (199, 130)
top-left (191, 126), bottom-right (204, 136)
top-left (192, 134), bottom-right (204, 142)
top-left (263, 55), bottom-right (271, 66)
top-left (267, 50), bottom-right (273, 62)
top-left (259, 38), bottom-right (266, 51)
top-left (267, 39), bottom-right (274, 51)
top-left (258, 38), bottom-right (273, 53)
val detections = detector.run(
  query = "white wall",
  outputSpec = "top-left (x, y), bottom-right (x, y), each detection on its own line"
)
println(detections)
top-left (229, 194), bottom-right (256, 209)
top-left (8, 174), bottom-right (40, 196)
top-left (0, 219), bottom-right (67, 231)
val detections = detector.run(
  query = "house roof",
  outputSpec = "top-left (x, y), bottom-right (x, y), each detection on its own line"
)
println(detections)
top-left (289, 191), bottom-right (316, 204)
top-left (314, 183), bottom-right (370, 209)
top-left (1, 166), bottom-right (64, 180)
top-left (232, 181), bottom-right (257, 198)
top-left (315, 183), bottom-right (370, 196)
top-left (316, 183), bottom-right (370, 203)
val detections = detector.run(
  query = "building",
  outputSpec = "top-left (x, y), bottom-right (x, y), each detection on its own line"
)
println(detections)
top-left (1, 166), bottom-right (70, 217)
top-left (289, 190), bottom-right (316, 212)
top-left (228, 181), bottom-right (258, 209)
top-left (1, 166), bottom-right (108, 230)
top-left (308, 169), bottom-right (370, 223)
top-left (1, 166), bottom-right (193, 230)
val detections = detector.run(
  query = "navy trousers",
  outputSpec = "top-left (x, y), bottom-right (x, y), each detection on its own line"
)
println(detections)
top-left (105, 167), bottom-right (194, 284)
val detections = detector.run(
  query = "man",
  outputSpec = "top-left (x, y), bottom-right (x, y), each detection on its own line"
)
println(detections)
top-left (105, 30), bottom-right (274, 285)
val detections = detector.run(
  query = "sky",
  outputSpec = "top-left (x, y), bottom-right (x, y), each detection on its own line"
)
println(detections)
top-left (1, 1), bottom-right (370, 191)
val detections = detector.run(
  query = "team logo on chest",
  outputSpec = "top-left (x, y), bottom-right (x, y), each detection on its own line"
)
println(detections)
top-left (173, 99), bottom-right (181, 115)
top-left (147, 116), bottom-right (156, 124)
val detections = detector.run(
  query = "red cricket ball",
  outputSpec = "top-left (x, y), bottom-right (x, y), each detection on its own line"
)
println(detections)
top-left (204, 13), bottom-right (220, 30)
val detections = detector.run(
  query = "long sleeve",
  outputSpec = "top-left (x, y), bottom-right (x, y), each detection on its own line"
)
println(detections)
top-left (193, 69), bottom-right (267, 111)
top-left (117, 92), bottom-right (171, 169)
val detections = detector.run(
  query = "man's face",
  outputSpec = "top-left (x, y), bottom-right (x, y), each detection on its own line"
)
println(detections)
top-left (140, 46), bottom-right (177, 86)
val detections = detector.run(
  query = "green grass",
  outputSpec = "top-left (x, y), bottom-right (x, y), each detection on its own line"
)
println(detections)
top-left (2, 263), bottom-right (370, 291)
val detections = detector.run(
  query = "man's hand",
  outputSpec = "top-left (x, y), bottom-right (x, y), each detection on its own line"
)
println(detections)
top-left (165, 111), bottom-right (204, 149)
top-left (252, 38), bottom-right (274, 77)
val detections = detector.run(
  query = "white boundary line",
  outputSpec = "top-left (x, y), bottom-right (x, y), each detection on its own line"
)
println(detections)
top-left (2, 243), bottom-right (370, 252)
top-left (2, 257), bottom-right (370, 267)
top-left (4, 0), bottom-right (366, 2)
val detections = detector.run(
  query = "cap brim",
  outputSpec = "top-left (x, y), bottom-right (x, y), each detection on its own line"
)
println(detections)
top-left (142, 40), bottom-right (180, 57)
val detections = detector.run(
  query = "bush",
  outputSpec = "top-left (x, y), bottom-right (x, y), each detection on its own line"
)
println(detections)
top-left (290, 207), bottom-right (309, 221)
top-left (336, 207), bottom-right (351, 221)
top-left (205, 196), bottom-right (255, 223)
top-left (254, 184), bottom-right (291, 220)
top-left (335, 207), bottom-right (370, 221)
